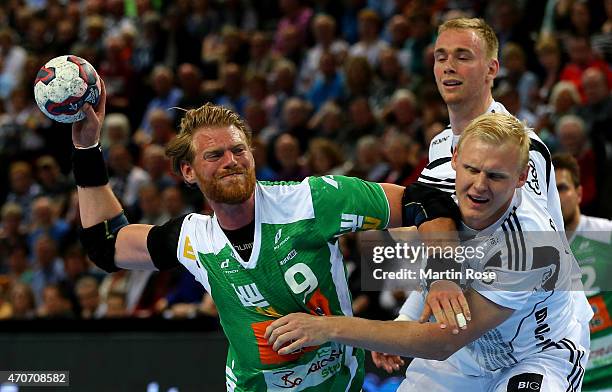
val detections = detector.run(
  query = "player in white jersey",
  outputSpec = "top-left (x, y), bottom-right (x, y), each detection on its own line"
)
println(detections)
top-left (388, 18), bottom-right (591, 349)
top-left (266, 113), bottom-right (591, 392)
top-left (554, 153), bottom-right (612, 390)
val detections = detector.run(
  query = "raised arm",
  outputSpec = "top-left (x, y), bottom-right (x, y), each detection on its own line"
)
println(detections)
top-left (72, 80), bottom-right (157, 271)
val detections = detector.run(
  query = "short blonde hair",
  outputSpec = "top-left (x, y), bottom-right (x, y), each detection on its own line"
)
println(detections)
top-left (438, 17), bottom-right (499, 60)
top-left (166, 103), bottom-right (251, 175)
top-left (456, 113), bottom-right (530, 170)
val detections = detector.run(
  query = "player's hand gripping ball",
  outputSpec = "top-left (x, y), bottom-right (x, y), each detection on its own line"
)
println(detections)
top-left (34, 55), bottom-right (101, 123)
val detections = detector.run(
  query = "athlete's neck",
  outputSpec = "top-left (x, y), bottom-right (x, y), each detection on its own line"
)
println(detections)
top-left (448, 95), bottom-right (494, 136)
top-left (564, 209), bottom-right (581, 237)
top-left (211, 194), bottom-right (256, 230)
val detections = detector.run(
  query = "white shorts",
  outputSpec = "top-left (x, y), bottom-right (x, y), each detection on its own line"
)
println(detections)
top-left (397, 324), bottom-right (590, 392)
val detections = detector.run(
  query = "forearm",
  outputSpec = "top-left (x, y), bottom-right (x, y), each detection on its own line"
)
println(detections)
top-left (77, 185), bottom-right (123, 228)
top-left (325, 316), bottom-right (458, 360)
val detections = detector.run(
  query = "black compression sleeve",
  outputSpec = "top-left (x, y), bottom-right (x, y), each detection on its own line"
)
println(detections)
top-left (146, 214), bottom-right (188, 271)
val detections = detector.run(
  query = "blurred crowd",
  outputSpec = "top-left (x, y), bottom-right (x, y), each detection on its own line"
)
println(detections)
top-left (0, 0), bottom-right (610, 322)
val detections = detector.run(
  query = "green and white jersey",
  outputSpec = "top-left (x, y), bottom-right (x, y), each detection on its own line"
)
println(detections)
top-left (570, 215), bottom-right (612, 389)
top-left (176, 176), bottom-right (390, 391)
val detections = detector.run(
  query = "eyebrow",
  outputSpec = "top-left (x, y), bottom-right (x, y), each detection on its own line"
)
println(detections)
top-left (463, 163), bottom-right (510, 178)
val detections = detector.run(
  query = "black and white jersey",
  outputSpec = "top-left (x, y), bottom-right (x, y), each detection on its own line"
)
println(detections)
top-left (447, 190), bottom-right (579, 374)
top-left (417, 101), bottom-right (592, 322)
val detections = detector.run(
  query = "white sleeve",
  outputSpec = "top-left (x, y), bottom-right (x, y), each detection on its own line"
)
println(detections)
top-left (397, 290), bottom-right (425, 321)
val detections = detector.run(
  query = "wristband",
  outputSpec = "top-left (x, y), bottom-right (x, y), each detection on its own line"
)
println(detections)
top-left (72, 144), bottom-right (109, 187)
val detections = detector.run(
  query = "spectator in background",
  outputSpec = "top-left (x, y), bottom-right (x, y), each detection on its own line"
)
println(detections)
top-left (37, 284), bottom-right (74, 319)
top-left (100, 113), bottom-right (138, 161)
top-left (30, 235), bottom-right (65, 306)
top-left (175, 63), bottom-right (208, 112)
top-left (338, 97), bottom-right (382, 157)
top-left (27, 196), bottom-right (70, 252)
top-left (104, 290), bottom-right (128, 318)
top-left (244, 99), bottom-right (278, 144)
top-left (494, 82), bottom-right (537, 127)
top-left (161, 186), bottom-right (193, 219)
top-left (137, 184), bottom-right (169, 226)
top-left (274, 133), bottom-right (309, 181)
top-left (535, 34), bottom-right (562, 104)
top-left (274, 0), bottom-right (313, 54)
top-left (8, 282), bottom-right (35, 319)
top-left (557, 114), bottom-right (598, 214)
top-left (277, 25), bottom-right (307, 69)
top-left (6, 244), bottom-right (33, 286)
top-left (308, 100), bottom-right (346, 141)
top-left (305, 51), bottom-right (345, 111)
top-left (350, 9), bottom-right (388, 68)
top-left (344, 55), bottom-right (377, 101)
top-left (108, 144), bottom-right (151, 215)
top-left (138, 65), bottom-right (183, 136)
top-left (246, 31), bottom-right (277, 77)
top-left (306, 138), bottom-right (345, 176)
top-left (382, 132), bottom-right (419, 186)
top-left (35, 156), bottom-right (73, 211)
top-left (141, 144), bottom-right (175, 192)
top-left (5, 161), bottom-right (42, 224)
top-left (383, 88), bottom-right (422, 141)
top-left (499, 42), bottom-right (539, 113)
top-left (346, 135), bottom-right (389, 182)
top-left (185, 0), bottom-right (219, 41)
top-left (75, 276), bottom-right (103, 319)
top-left (0, 28), bottom-right (27, 101)
top-left (402, 11), bottom-right (436, 79)
top-left (560, 35), bottom-right (612, 102)
top-left (385, 15), bottom-right (410, 68)
top-left (577, 67), bottom-right (612, 137)
top-left (372, 47), bottom-right (409, 113)
top-left (215, 63), bottom-right (248, 117)
top-left (98, 34), bottom-right (135, 115)
top-left (299, 14), bottom-right (349, 93)
top-left (280, 97), bottom-right (312, 151)
top-left (251, 137), bottom-right (278, 181)
top-left (269, 60), bottom-right (298, 129)
top-left (139, 109), bottom-right (176, 147)
top-left (0, 203), bottom-right (27, 269)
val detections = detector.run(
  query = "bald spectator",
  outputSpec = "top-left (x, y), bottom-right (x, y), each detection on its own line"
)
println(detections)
top-left (557, 115), bottom-right (598, 213)
top-left (345, 135), bottom-right (389, 182)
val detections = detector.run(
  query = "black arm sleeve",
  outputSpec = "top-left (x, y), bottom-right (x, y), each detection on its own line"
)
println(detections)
top-left (146, 214), bottom-right (188, 271)
top-left (402, 183), bottom-right (461, 228)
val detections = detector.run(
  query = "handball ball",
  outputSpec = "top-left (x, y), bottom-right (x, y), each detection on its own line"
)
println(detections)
top-left (34, 55), bottom-right (101, 123)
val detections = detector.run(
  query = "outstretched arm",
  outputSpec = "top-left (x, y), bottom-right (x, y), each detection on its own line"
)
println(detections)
top-left (266, 289), bottom-right (513, 360)
top-left (72, 80), bottom-right (156, 271)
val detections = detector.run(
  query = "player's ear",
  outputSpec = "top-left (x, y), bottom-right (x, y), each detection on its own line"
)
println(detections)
top-left (486, 58), bottom-right (499, 84)
top-left (451, 149), bottom-right (458, 170)
top-left (180, 161), bottom-right (196, 186)
top-left (517, 164), bottom-right (529, 188)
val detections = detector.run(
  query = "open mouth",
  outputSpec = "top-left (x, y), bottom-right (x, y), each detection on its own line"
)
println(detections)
top-left (468, 194), bottom-right (489, 204)
top-left (442, 80), bottom-right (462, 87)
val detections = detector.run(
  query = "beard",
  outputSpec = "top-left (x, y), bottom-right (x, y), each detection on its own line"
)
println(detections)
top-left (199, 166), bottom-right (256, 204)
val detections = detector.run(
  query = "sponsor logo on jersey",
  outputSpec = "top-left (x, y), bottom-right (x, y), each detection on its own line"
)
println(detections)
top-left (262, 345), bottom-right (344, 389)
top-left (275, 228), bottom-right (283, 244)
top-left (534, 307), bottom-right (552, 348)
top-left (279, 249), bottom-right (298, 265)
top-left (340, 213), bottom-right (381, 233)
top-left (183, 236), bottom-right (196, 261)
top-left (525, 159), bottom-right (542, 196)
top-left (507, 372), bottom-right (543, 391)
top-left (232, 283), bottom-right (270, 307)
top-left (274, 230), bottom-right (292, 250)
top-left (432, 135), bottom-right (450, 145)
